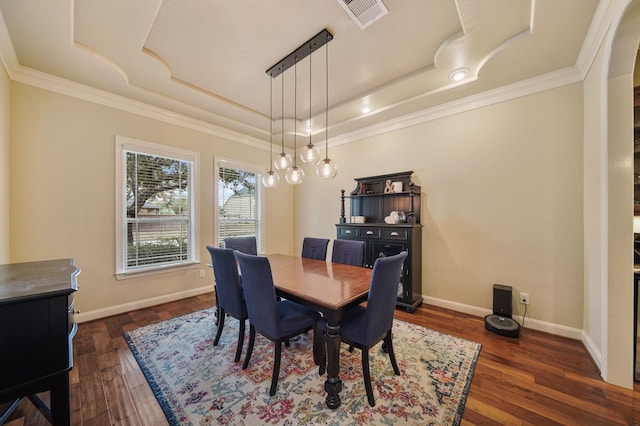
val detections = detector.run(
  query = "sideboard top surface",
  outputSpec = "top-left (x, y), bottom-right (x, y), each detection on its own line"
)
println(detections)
top-left (0, 258), bottom-right (79, 303)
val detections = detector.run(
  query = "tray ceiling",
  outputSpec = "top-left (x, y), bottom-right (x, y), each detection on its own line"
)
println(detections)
top-left (0, 0), bottom-right (601, 148)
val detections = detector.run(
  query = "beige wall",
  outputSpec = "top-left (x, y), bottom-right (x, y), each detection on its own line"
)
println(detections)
top-left (582, 25), bottom-right (608, 373)
top-left (297, 84), bottom-right (585, 330)
top-left (0, 65), bottom-right (9, 263)
top-left (8, 82), bottom-right (294, 317)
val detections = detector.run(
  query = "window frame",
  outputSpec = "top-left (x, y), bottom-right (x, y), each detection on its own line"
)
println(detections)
top-left (214, 157), bottom-right (264, 253)
top-left (115, 135), bottom-right (200, 278)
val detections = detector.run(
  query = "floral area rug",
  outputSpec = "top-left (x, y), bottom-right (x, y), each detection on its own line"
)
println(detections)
top-left (124, 308), bottom-right (481, 425)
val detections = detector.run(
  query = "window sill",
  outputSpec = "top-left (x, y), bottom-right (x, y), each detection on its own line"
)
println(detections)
top-left (115, 262), bottom-right (200, 281)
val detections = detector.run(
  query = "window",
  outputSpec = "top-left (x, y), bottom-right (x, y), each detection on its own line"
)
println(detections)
top-left (215, 159), bottom-right (262, 251)
top-left (115, 136), bottom-right (199, 275)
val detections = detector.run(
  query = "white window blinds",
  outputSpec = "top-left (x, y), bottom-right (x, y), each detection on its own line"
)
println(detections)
top-left (217, 160), bottom-right (262, 251)
top-left (116, 136), bottom-right (199, 275)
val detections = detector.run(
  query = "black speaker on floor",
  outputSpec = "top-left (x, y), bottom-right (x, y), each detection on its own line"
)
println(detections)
top-left (484, 284), bottom-right (520, 338)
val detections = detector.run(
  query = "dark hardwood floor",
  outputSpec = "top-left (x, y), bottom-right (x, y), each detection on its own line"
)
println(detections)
top-left (2, 292), bottom-right (639, 425)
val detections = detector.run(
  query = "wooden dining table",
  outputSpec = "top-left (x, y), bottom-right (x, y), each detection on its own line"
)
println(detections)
top-left (266, 253), bottom-right (372, 409)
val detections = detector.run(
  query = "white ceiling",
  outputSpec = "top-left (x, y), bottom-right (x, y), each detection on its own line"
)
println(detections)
top-left (0, 0), bottom-right (603, 149)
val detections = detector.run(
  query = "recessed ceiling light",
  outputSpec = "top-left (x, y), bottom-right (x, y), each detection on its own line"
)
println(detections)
top-left (449, 68), bottom-right (469, 81)
top-left (360, 105), bottom-right (372, 114)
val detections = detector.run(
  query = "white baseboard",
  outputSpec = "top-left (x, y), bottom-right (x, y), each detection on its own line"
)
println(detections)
top-left (422, 295), bottom-right (583, 340)
top-left (580, 329), bottom-right (603, 373)
top-left (75, 286), bottom-right (215, 323)
top-left (74, 289), bottom-right (601, 373)
top-left (424, 295), bottom-right (603, 374)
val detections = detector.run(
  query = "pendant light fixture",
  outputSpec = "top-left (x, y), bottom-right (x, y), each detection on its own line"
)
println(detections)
top-left (285, 59), bottom-right (305, 185)
top-left (273, 71), bottom-right (292, 171)
top-left (266, 29), bottom-right (334, 184)
top-left (300, 48), bottom-right (320, 164)
top-left (262, 77), bottom-right (280, 188)
top-left (316, 40), bottom-right (338, 179)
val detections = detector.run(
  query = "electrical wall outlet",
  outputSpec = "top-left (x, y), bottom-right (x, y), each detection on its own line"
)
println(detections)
top-left (520, 292), bottom-right (529, 304)
top-left (199, 269), bottom-right (205, 278)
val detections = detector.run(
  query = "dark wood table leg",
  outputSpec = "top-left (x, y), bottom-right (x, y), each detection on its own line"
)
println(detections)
top-left (324, 321), bottom-right (342, 409)
top-left (50, 372), bottom-right (71, 426)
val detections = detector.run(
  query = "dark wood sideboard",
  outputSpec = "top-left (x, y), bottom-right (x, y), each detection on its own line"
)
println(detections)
top-left (0, 259), bottom-right (80, 425)
top-left (337, 171), bottom-right (423, 312)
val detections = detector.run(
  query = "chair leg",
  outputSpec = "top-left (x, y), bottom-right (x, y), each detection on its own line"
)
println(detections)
top-left (270, 341), bottom-right (282, 396)
top-left (234, 319), bottom-right (245, 362)
top-left (384, 330), bottom-right (400, 375)
top-left (214, 286), bottom-right (220, 325)
top-left (361, 348), bottom-right (375, 406)
top-left (213, 308), bottom-right (226, 346)
top-left (242, 325), bottom-right (256, 370)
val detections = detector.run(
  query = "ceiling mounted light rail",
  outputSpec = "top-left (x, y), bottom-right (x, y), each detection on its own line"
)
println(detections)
top-left (263, 28), bottom-right (337, 187)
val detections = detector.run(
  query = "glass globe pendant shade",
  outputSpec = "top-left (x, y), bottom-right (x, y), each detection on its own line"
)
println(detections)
top-left (300, 143), bottom-right (321, 163)
top-left (274, 152), bottom-right (293, 170)
top-left (285, 165), bottom-right (305, 185)
top-left (262, 170), bottom-right (280, 188)
top-left (316, 158), bottom-right (338, 179)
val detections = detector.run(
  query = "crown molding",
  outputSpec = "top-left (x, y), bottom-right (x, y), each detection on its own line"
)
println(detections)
top-left (11, 64), bottom-right (267, 150)
top-left (330, 0), bottom-right (623, 147)
top-left (2, 59), bottom-right (585, 151)
top-left (0, 2), bottom-right (616, 150)
top-left (0, 6), bottom-right (268, 152)
top-left (329, 65), bottom-right (583, 146)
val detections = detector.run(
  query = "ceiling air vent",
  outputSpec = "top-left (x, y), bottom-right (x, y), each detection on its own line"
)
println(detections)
top-left (337, 0), bottom-right (388, 29)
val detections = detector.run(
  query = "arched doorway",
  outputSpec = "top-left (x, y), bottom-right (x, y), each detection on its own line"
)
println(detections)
top-left (602, 0), bottom-right (640, 388)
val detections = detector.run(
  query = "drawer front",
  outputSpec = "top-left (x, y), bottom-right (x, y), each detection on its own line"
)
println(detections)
top-left (337, 227), bottom-right (357, 238)
top-left (381, 229), bottom-right (408, 240)
top-left (357, 228), bottom-right (381, 238)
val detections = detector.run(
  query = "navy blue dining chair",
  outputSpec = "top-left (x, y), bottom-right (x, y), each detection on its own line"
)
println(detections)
top-left (301, 237), bottom-right (330, 261)
top-left (223, 236), bottom-right (257, 255)
top-left (331, 239), bottom-right (366, 267)
top-left (234, 251), bottom-right (323, 396)
top-left (319, 251), bottom-right (408, 406)
top-left (206, 246), bottom-right (248, 362)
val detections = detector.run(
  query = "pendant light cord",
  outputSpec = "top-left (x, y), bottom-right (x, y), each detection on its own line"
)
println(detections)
top-left (309, 48), bottom-right (312, 146)
top-left (293, 57), bottom-right (297, 166)
top-left (269, 77), bottom-right (273, 166)
top-left (281, 72), bottom-right (285, 154)
top-left (325, 40), bottom-right (329, 159)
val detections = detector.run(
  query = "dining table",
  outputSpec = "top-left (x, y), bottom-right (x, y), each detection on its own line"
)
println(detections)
top-left (266, 253), bottom-right (372, 409)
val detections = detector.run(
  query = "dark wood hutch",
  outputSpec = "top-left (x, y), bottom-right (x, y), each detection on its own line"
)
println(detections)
top-left (336, 171), bottom-right (423, 312)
